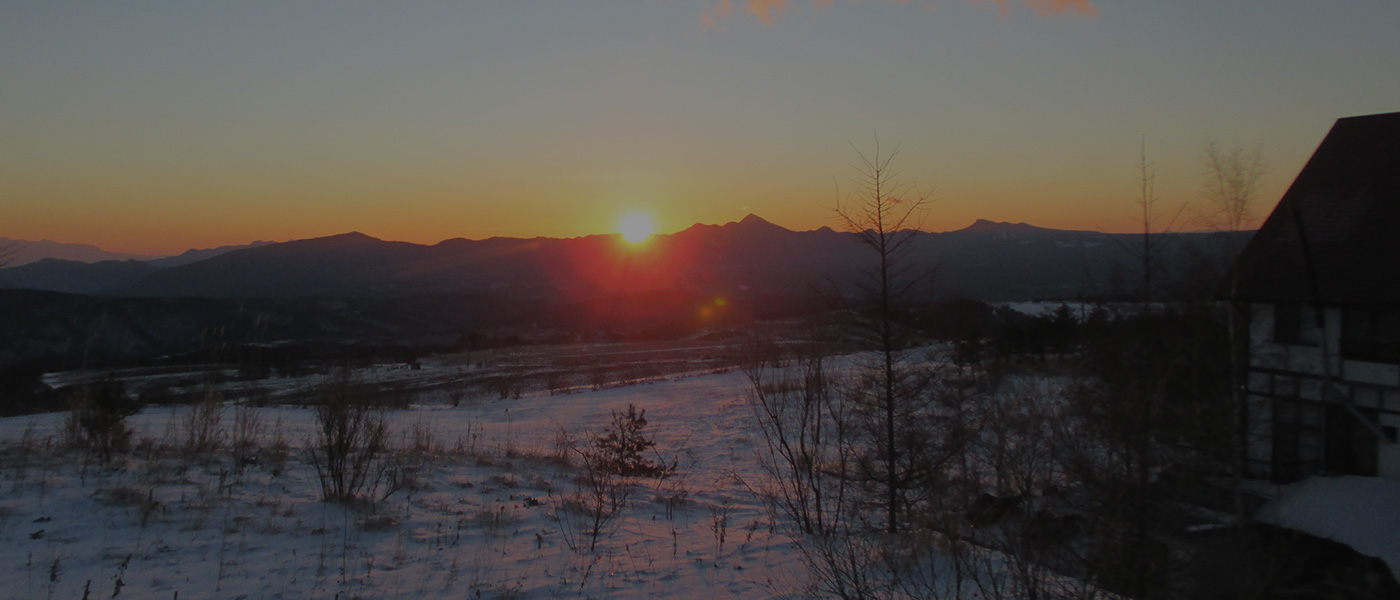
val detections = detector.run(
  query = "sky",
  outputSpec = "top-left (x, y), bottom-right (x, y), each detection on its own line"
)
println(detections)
top-left (3, 1), bottom-right (1399, 256)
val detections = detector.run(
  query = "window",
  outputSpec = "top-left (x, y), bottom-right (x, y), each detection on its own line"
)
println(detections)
top-left (1324, 404), bottom-right (1379, 477)
top-left (1341, 307), bottom-right (1400, 362)
top-left (1343, 308), bottom-right (1372, 356)
top-left (1273, 303), bottom-right (1321, 345)
top-left (1274, 303), bottom-right (1302, 344)
top-left (1378, 312), bottom-right (1400, 359)
top-left (1272, 399), bottom-right (1323, 482)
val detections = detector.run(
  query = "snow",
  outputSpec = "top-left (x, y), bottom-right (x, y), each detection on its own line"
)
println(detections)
top-left (1256, 474), bottom-right (1400, 577)
top-left (998, 302), bottom-right (1094, 320)
top-left (0, 370), bottom-right (812, 599)
top-left (998, 301), bottom-right (1163, 320)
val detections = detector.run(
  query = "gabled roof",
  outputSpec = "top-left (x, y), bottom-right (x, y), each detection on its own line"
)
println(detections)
top-left (1235, 111), bottom-right (1400, 305)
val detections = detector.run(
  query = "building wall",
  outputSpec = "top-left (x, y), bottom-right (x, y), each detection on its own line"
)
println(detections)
top-left (1246, 303), bottom-right (1400, 482)
top-left (1382, 413), bottom-right (1400, 479)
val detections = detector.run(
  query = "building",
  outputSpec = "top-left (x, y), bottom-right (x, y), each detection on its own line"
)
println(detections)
top-left (1236, 111), bottom-right (1400, 483)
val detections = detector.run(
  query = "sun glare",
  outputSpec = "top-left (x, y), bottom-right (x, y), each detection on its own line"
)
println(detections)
top-left (617, 212), bottom-right (656, 244)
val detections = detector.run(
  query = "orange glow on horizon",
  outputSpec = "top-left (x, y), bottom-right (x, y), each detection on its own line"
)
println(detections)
top-left (2, 204), bottom-right (1213, 257)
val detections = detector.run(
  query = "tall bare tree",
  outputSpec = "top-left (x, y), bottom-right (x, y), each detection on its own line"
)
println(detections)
top-left (1129, 139), bottom-right (1184, 306)
top-left (833, 138), bottom-right (932, 534)
top-left (1202, 140), bottom-right (1266, 517)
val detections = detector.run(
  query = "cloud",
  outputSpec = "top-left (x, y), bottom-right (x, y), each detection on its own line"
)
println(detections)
top-left (700, 0), bottom-right (1095, 28)
top-left (983, 0), bottom-right (1098, 16)
top-left (700, 0), bottom-right (735, 31)
top-left (747, 0), bottom-right (789, 25)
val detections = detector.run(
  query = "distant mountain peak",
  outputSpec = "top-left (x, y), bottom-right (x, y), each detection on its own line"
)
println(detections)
top-left (952, 219), bottom-right (1053, 234)
top-left (729, 214), bottom-right (791, 232)
top-left (146, 240), bottom-right (278, 268)
top-left (0, 237), bottom-right (155, 267)
top-left (295, 231), bottom-right (385, 246)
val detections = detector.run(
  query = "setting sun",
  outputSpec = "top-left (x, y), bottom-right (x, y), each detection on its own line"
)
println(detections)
top-left (617, 212), bottom-right (656, 244)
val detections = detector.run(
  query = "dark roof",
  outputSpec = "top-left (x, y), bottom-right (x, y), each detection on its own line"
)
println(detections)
top-left (1235, 112), bottom-right (1400, 305)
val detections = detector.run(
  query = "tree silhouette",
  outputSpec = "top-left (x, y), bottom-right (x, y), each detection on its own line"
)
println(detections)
top-left (833, 138), bottom-right (933, 534)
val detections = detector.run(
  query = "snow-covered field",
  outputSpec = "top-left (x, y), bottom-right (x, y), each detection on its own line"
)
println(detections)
top-left (0, 369), bottom-right (811, 599)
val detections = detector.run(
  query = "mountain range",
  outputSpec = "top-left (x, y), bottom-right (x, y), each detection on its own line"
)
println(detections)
top-left (0, 237), bottom-right (156, 266)
top-left (0, 240), bottom-right (276, 295)
top-left (0, 237), bottom-right (276, 268)
top-left (0, 216), bottom-right (1252, 369)
top-left (1, 216), bottom-right (1247, 301)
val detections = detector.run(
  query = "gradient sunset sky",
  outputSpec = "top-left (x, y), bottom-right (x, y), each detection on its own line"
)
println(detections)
top-left (3, 1), bottom-right (1399, 255)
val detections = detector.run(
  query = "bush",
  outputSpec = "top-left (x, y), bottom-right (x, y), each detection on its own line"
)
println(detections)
top-left (556, 459), bottom-right (631, 554)
top-left (231, 404), bottom-right (262, 468)
top-left (67, 377), bottom-right (141, 461)
top-left (591, 404), bottom-right (673, 478)
top-left (184, 385), bottom-right (225, 457)
top-left (307, 372), bottom-right (388, 502)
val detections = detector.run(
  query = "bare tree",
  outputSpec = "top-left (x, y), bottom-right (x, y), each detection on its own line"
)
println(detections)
top-left (833, 138), bottom-right (933, 534)
top-left (1128, 139), bottom-right (1184, 306)
top-left (1202, 140), bottom-right (1267, 519)
top-left (1202, 141), bottom-right (1267, 234)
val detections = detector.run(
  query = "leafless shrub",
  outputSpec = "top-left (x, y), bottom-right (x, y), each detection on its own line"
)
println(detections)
top-left (358, 512), bottom-right (397, 532)
top-left (744, 351), bottom-right (853, 537)
top-left (381, 454), bottom-right (422, 500)
top-left (97, 485), bottom-right (148, 507)
top-left (185, 386), bottom-right (226, 457)
top-left (8, 421), bottom-right (38, 494)
top-left (443, 413), bottom-right (480, 457)
top-left (654, 487), bottom-right (690, 520)
top-left (551, 425), bottom-right (576, 468)
top-left (65, 377), bottom-right (140, 462)
top-left (263, 416), bottom-right (291, 475)
top-left (490, 374), bottom-right (526, 400)
top-left (231, 404), bottom-right (262, 468)
top-left (546, 370), bottom-right (572, 396)
top-left (406, 417), bottom-right (435, 456)
top-left (471, 504), bottom-right (520, 537)
top-left (98, 486), bottom-right (161, 528)
top-left (745, 336), bottom-right (986, 599)
top-left (589, 365), bottom-right (610, 390)
top-left (555, 458), bottom-right (631, 555)
top-left (380, 417), bottom-right (438, 500)
top-left (710, 497), bottom-right (734, 558)
top-left (306, 372), bottom-right (389, 502)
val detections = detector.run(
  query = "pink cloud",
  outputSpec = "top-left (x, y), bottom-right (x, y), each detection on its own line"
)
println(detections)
top-left (747, 0), bottom-right (789, 25)
top-left (700, 0), bottom-right (735, 31)
top-left (979, 0), bottom-right (1098, 16)
top-left (700, 0), bottom-right (1095, 28)
top-left (1026, 0), bottom-right (1097, 16)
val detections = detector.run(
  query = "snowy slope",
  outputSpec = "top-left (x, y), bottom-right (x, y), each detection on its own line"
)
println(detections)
top-left (0, 370), bottom-right (811, 599)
